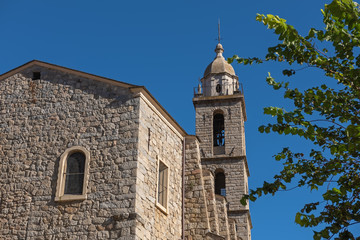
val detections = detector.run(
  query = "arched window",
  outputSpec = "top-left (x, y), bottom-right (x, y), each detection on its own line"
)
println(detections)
top-left (216, 84), bottom-right (222, 93)
top-left (55, 146), bottom-right (90, 202)
top-left (64, 152), bottom-right (85, 194)
top-left (215, 170), bottom-right (226, 196)
top-left (213, 113), bottom-right (225, 147)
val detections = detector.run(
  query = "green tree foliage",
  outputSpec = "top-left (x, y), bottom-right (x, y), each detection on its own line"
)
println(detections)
top-left (230, 1), bottom-right (360, 239)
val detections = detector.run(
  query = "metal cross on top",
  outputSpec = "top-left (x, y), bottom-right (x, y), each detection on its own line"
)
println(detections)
top-left (218, 19), bottom-right (222, 43)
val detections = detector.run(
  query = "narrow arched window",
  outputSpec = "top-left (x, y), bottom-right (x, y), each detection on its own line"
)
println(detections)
top-left (55, 146), bottom-right (90, 202)
top-left (215, 171), bottom-right (226, 196)
top-left (64, 152), bottom-right (85, 194)
top-left (213, 113), bottom-right (225, 146)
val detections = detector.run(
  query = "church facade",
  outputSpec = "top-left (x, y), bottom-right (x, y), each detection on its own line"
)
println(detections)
top-left (0, 44), bottom-right (251, 239)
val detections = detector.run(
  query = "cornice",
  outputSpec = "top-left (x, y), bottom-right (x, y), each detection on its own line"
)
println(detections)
top-left (0, 60), bottom-right (135, 89)
top-left (130, 86), bottom-right (187, 138)
top-left (201, 155), bottom-right (250, 177)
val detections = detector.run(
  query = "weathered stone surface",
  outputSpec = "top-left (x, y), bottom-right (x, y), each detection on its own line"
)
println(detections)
top-left (1, 48), bottom-right (252, 240)
top-left (134, 96), bottom-right (183, 240)
top-left (192, 43), bottom-right (252, 240)
top-left (184, 137), bottom-right (211, 239)
top-left (0, 64), bottom-right (183, 240)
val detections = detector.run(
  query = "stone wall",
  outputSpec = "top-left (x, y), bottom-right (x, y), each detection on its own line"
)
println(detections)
top-left (0, 61), bottom-right (251, 240)
top-left (184, 136), bottom-right (211, 239)
top-left (228, 219), bottom-right (238, 240)
top-left (215, 195), bottom-right (230, 239)
top-left (134, 96), bottom-right (184, 240)
top-left (228, 212), bottom-right (252, 240)
top-left (201, 158), bottom-right (247, 211)
top-left (202, 158), bottom-right (250, 240)
top-left (184, 136), bottom-right (240, 240)
top-left (0, 65), bottom-right (140, 239)
top-left (193, 92), bottom-right (251, 240)
top-left (194, 97), bottom-right (246, 158)
top-left (202, 170), bottom-right (220, 235)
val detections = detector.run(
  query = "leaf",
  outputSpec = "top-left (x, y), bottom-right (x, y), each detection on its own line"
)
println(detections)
top-left (240, 197), bottom-right (247, 206)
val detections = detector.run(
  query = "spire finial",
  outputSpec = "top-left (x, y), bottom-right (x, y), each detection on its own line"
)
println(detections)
top-left (218, 18), bottom-right (221, 43)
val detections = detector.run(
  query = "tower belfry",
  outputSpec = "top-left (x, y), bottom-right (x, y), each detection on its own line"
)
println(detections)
top-left (193, 42), bottom-right (252, 240)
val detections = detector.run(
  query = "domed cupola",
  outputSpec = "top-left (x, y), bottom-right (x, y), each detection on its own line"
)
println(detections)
top-left (197, 43), bottom-right (239, 97)
top-left (203, 43), bottom-right (236, 78)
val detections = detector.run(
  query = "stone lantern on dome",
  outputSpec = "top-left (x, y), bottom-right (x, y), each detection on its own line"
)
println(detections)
top-left (199, 43), bottom-right (240, 97)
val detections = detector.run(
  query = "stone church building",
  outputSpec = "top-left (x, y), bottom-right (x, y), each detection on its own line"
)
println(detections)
top-left (0, 43), bottom-right (251, 239)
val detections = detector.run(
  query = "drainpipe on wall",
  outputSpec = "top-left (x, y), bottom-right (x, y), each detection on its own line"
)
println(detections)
top-left (181, 137), bottom-right (186, 240)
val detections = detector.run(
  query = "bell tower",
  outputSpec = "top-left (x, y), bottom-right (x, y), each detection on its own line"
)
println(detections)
top-left (193, 43), bottom-right (252, 240)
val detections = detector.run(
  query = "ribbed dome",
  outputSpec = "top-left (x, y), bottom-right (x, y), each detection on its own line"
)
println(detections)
top-left (203, 43), bottom-right (235, 78)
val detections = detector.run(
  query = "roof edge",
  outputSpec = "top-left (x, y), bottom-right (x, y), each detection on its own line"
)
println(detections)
top-left (1, 60), bottom-right (188, 138)
top-left (202, 71), bottom-right (238, 81)
top-left (130, 86), bottom-right (188, 138)
top-left (0, 60), bottom-right (138, 89)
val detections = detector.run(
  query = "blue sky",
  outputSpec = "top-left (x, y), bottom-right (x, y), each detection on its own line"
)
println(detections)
top-left (2, 0), bottom-right (358, 239)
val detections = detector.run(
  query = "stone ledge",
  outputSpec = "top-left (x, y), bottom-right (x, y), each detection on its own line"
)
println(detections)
top-left (54, 194), bottom-right (87, 202)
top-left (206, 230), bottom-right (226, 240)
top-left (201, 155), bottom-right (246, 161)
top-left (193, 94), bottom-right (244, 103)
top-left (201, 155), bottom-right (250, 177)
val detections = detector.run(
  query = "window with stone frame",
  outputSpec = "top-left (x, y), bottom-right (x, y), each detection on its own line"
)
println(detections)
top-left (64, 152), bottom-right (85, 194)
top-left (213, 113), bottom-right (225, 147)
top-left (156, 159), bottom-right (169, 213)
top-left (215, 170), bottom-right (226, 196)
top-left (55, 146), bottom-right (90, 202)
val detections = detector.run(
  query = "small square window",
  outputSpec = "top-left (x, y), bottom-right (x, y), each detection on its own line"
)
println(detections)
top-left (32, 72), bottom-right (41, 80)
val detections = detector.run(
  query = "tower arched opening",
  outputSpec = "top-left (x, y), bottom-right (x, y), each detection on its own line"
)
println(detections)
top-left (214, 169), bottom-right (226, 196)
top-left (213, 113), bottom-right (225, 147)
